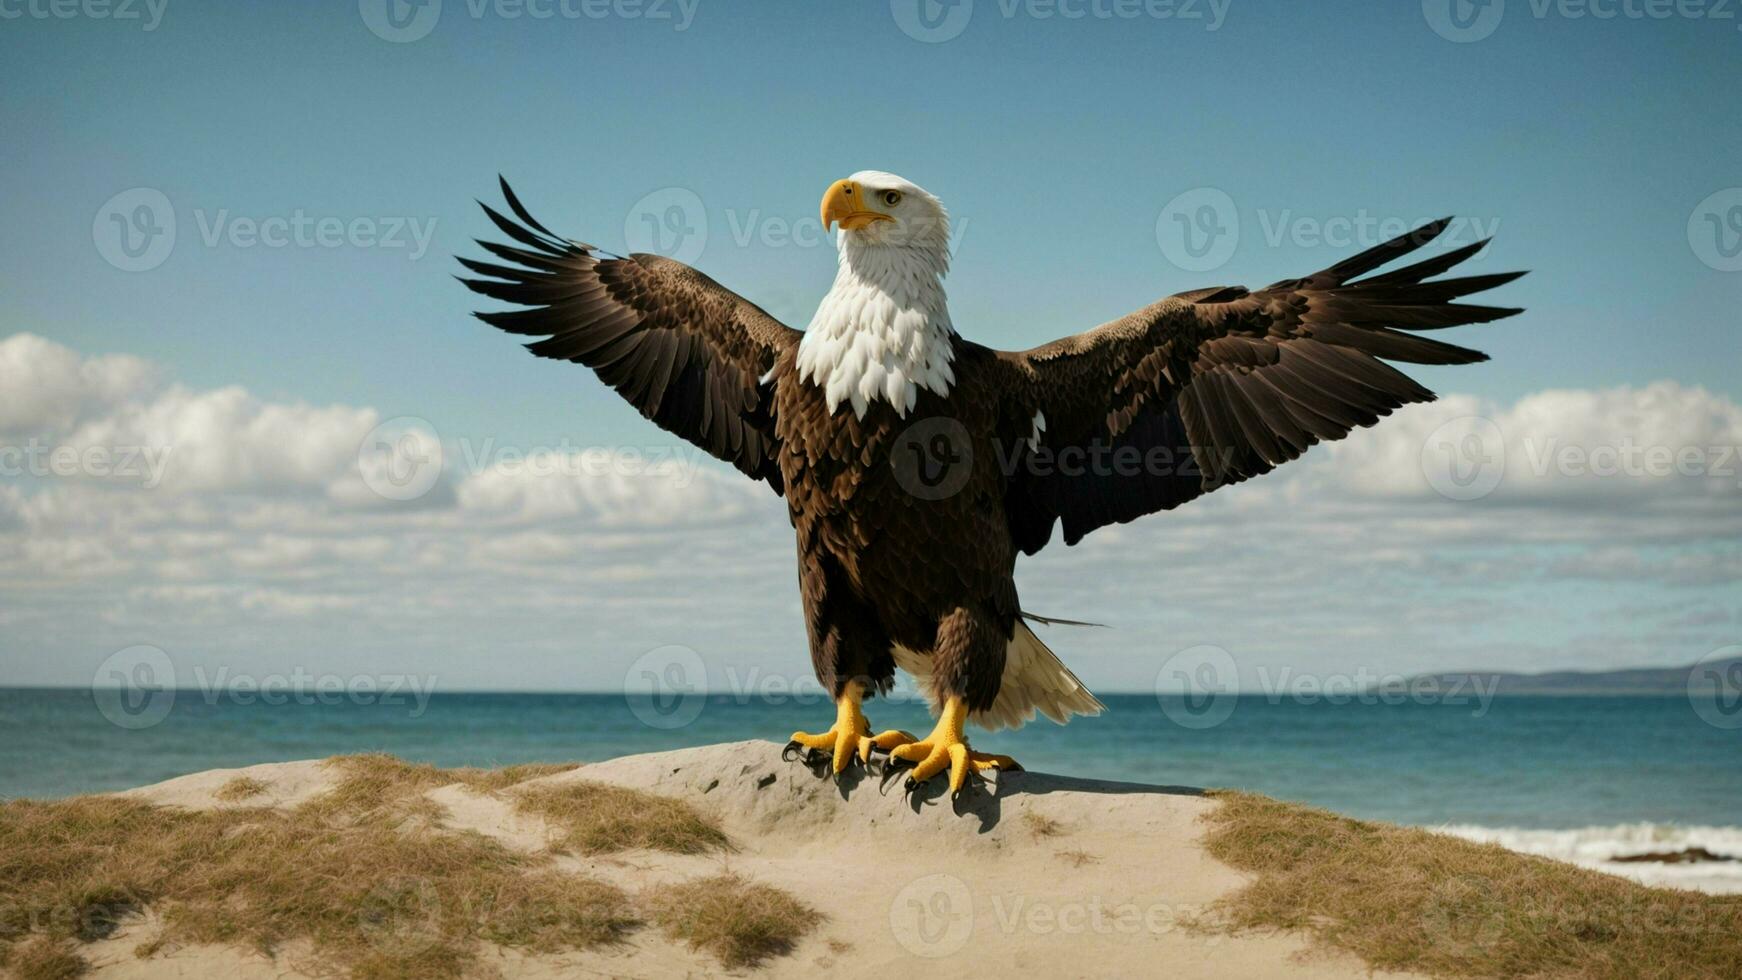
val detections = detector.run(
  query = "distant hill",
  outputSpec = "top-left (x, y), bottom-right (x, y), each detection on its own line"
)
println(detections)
top-left (1400, 656), bottom-right (1742, 696)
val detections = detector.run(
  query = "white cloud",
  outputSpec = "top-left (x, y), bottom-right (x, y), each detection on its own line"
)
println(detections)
top-left (1, 331), bottom-right (1737, 690)
top-left (455, 451), bottom-right (758, 527)
top-left (0, 333), bottom-right (158, 436)
top-left (1329, 382), bottom-right (1742, 504)
top-left (63, 384), bottom-right (381, 495)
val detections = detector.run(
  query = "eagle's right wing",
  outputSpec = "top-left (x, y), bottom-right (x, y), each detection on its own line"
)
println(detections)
top-left (998, 219), bottom-right (1526, 553)
top-left (458, 179), bottom-right (800, 492)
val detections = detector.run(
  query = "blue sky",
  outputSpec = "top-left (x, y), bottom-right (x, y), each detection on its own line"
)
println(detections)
top-left (1, 0), bottom-right (1738, 692)
top-left (4, 0), bottom-right (1739, 438)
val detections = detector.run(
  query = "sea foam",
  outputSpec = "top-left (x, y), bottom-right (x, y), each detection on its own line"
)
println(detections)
top-left (1434, 823), bottom-right (1742, 894)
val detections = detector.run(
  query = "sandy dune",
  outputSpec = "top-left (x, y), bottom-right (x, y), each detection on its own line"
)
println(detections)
top-left (87, 741), bottom-right (1419, 978)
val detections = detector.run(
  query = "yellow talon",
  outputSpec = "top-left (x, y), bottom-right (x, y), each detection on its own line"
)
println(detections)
top-left (784, 683), bottom-right (914, 775)
top-left (861, 728), bottom-right (916, 762)
top-left (888, 696), bottom-right (1021, 797)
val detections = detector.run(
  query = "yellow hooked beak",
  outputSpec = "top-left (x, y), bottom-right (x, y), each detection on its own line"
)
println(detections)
top-left (820, 179), bottom-right (895, 232)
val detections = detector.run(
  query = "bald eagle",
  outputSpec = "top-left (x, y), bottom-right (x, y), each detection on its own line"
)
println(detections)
top-left (459, 173), bottom-right (1524, 799)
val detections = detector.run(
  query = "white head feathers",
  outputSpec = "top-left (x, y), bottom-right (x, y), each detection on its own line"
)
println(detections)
top-left (796, 171), bottom-right (955, 418)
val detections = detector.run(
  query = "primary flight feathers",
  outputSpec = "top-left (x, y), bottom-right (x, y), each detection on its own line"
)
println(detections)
top-left (1002, 217), bottom-right (1524, 550)
top-left (458, 178), bottom-right (797, 489)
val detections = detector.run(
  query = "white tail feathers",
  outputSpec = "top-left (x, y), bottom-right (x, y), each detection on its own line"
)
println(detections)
top-left (890, 620), bottom-right (1105, 732)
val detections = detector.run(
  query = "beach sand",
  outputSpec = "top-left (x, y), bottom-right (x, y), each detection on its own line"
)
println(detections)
top-left (68, 740), bottom-right (1420, 979)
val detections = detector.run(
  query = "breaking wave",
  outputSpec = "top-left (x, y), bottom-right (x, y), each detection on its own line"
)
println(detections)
top-left (1433, 823), bottom-right (1742, 894)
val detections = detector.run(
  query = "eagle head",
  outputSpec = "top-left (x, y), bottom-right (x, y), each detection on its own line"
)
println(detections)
top-left (820, 171), bottom-right (950, 251)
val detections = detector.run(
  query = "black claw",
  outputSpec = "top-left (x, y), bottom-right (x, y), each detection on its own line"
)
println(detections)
top-left (878, 765), bottom-right (905, 796)
top-left (781, 740), bottom-right (803, 763)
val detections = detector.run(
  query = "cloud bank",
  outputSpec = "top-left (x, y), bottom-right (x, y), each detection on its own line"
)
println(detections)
top-left (1, 332), bottom-right (1736, 692)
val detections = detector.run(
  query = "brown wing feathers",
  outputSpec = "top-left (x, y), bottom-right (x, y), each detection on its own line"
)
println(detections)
top-left (458, 179), bottom-right (798, 490)
top-left (1007, 218), bottom-right (1525, 552)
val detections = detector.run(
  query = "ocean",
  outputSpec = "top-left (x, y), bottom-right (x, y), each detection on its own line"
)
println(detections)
top-left (3, 689), bottom-right (1739, 892)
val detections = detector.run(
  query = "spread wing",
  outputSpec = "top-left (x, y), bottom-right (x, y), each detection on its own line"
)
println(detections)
top-left (458, 179), bottom-right (800, 491)
top-left (999, 218), bottom-right (1526, 554)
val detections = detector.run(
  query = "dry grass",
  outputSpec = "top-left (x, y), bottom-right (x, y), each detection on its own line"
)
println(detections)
top-left (4, 936), bottom-right (88, 980)
top-left (476, 870), bottom-right (640, 953)
top-left (213, 776), bottom-right (268, 803)
top-left (303, 755), bottom-right (577, 821)
top-left (1057, 848), bottom-right (1098, 868)
top-left (0, 758), bottom-right (627, 980)
top-left (513, 781), bottom-right (730, 856)
top-left (1197, 791), bottom-right (1742, 979)
top-left (1023, 812), bottom-right (1065, 839)
top-left (644, 873), bottom-right (817, 968)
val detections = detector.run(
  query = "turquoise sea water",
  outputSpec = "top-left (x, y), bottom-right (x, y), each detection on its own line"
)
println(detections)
top-left (2, 689), bottom-right (1738, 832)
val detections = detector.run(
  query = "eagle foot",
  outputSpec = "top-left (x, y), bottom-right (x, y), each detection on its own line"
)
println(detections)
top-left (883, 697), bottom-right (1021, 801)
top-left (782, 728), bottom-right (912, 779)
top-left (782, 685), bottom-right (913, 778)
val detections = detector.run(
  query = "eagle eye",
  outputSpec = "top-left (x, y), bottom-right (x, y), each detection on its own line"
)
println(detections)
top-left (881, 190), bottom-right (902, 207)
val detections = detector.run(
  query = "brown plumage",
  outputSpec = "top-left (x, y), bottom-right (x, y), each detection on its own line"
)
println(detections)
top-left (458, 176), bottom-right (1525, 755)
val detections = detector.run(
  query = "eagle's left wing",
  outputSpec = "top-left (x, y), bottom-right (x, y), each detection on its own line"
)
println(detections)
top-left (459, 179), bottom-right (800, 491)
top-left (996, 218), bottom-right (1525, 554)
